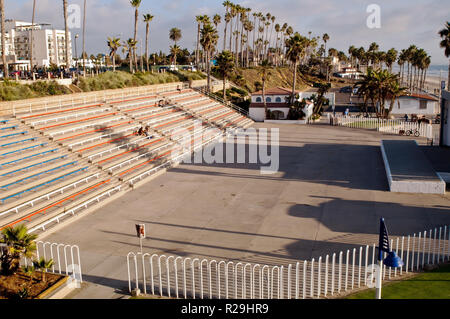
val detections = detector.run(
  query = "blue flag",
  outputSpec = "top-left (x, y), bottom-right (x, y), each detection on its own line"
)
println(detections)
top-left (378, 218), bottom-right (390, 261)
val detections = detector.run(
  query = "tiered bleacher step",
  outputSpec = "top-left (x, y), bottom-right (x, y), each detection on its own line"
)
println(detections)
top-left (0, 87), bottom-right (253, 234)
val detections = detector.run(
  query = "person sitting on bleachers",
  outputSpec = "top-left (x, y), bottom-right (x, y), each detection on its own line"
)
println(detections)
top-left (137, 127), bottom-right (144, 136)
top-left (144, 126), bottom-right (150, 137)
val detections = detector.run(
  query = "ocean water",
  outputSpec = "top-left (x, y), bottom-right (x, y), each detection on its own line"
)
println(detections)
top-left (392, 64), bottom-right (448, 78)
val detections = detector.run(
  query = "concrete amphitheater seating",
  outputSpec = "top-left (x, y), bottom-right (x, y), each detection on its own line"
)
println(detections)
top-left (0, 88), bottom-right (253, 234)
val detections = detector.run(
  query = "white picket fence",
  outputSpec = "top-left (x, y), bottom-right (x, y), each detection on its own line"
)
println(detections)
top-left (127, 225), bottom-right (449, 299)
top-left (21, 241), bottom-right (83, 282)
top-left (330, 115), bottom-right (433, 139)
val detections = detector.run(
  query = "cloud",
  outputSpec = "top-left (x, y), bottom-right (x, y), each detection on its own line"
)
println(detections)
top-left (4, 0), bottom-right (450, 64)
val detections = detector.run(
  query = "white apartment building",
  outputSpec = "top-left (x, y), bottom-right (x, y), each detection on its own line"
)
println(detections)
top-left (0, 19), bottom-right (72, 71)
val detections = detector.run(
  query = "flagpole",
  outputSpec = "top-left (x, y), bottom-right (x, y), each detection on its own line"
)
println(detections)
top-left (376, 259), bottom-right (383, 299)
top-left (376, 217), bottom-right (385, 300)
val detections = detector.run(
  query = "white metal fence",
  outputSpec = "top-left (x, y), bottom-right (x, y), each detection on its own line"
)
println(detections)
top-left (330, 115), bottom-right (433, 139)
top-left (127, 225), bottom-right (449, 299)
top-left (21, 241), bottom-right (83, 282)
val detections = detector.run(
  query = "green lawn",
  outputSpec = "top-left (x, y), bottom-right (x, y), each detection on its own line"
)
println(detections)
top-left (346, 263), bottom-right (450, 299)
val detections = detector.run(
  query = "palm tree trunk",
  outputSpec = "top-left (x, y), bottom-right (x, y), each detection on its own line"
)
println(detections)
top-left (196, 23), bottom-right (200, 69)
top-left (63, 0), bottom-right (70, 70)
top-left (1, 0), bottom-right (8, 78)
top-left (145, 24), bottom-right (149, 72)
top-left (112, 53), bottom-right (116, 72)
top-left (229, 18), bottom-right (233, 52)
top-left (223, 20), bottom-right (228, 52)
top-left (129, 51), bottom-right (132, 73)
top-left (292, 61), bottom-right (297, 104)
top-left (223, 76), bottom-right (227, 101)
top-left (207, 51), bottom-right (211, 93)
top-left (246, 29), bottom-right (250, 67)
top-left (82, 0), bottom-right (86, 77)
top-left (30, 0), bottom-right (36, 72)
top-left (262, 78), bottom-right (267, 120)
top-left (447, 59), bottom-right (450, 91)
top-left (133, 8), bottom-right (138, 72)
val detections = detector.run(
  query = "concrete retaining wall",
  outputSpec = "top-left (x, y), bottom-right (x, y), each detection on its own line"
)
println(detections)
top-left (380, 140), bottom-right (446, 194)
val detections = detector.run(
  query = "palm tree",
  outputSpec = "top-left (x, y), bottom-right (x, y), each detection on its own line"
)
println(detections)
top-left (22, 265), bottom-right (36, 284)
top-left (439, 22), bottom-right (450, 90)
top-left (213, 14), bottom-right (221, 28)
top-left (258, 59), bottom-right (272, 119)
top-left (143, 13), bottom-right (154, 72)
top-left (200, 23), bottom-right (218, 92)
top-left (322, 33), bottom-right (329, 58)
top-left (123, 38), bottom-right (137, 73)
top-left (356, 68), bottom-right (402, 118)
top-left (286, 32), bottom-right (308, 103)
top-left (398, 49), bottom-right (407, 84)
top-left (130, 0), bottom-right (142, 71)
top-left (170, 44), bottom-right (181, 65)
top-left (63, 0), bottom-right (70, 70)
top-left (0, 225), bottom-right (37, 275)
top-left (195, 16), bottom-right (203, 70)
top-left (216, 51), bottom-right (235, 101)
top-left (385, 48), bottom-right (398, 72)
top-left (223, 1), bottom-right (232, 51)
top-left (33, 257), bottom-right (54, 283)
top-left (386, 80), bottom-right (408, 118)
top-left (107, 37), bottom-right (121, 72)
top-left (169, 27), bottom-right (182, 46)
top-left (0, 0), bottom-right (7, 78)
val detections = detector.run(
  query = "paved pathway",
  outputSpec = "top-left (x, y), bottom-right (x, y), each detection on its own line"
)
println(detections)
top-left (41, 123), bottom-right (450, 298)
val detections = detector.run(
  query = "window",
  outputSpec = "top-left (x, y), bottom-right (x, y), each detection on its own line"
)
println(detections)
top-left (275, 97), bottom-right (282, 102)
top-left (255, 97), bottom-right (262, 102)
top-left (266, 97), bottom-right (272, 103)
top-left (419, 100), bottom-right (427, 109)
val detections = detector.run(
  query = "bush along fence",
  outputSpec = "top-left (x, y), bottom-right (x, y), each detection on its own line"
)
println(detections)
top-left (21, 241), bottom-right (83, 284)
top-left (329, 115), bottom-right (433, 140)
top-left (127, 225), bottom-right (449, 299)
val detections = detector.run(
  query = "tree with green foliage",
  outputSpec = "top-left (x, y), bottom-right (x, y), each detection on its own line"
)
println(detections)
top-left (0, 225), bottom-right (37, 276)
top-left (257, 59), bottom-right (272, 119)
top-left (216, 51), bottom-right (235, 101)
top-left (200, 23), bottom-right (219, 92)
top-left (143, 13), bottom-right (154, 72)
top-left (130, 0), bottom-right (142, 71)
top-left (107, 37), bottom-right (121, 72)
top-left (438, 22), bottom-right (450, 90)
top-left (285, 32), bottom-right (308, 103)
top-left (33, 257), bottom-right (54, 283)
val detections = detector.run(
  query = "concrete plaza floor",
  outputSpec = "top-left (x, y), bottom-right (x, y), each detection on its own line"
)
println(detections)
top-left (43, 123), bottom-right (450, 298)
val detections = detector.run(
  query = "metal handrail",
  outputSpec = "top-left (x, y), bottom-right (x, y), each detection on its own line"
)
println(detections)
top-left (192, 86), bottom-right (249, 117)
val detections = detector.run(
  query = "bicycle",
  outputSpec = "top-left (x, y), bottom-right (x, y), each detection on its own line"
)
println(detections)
top-left (399, 128), bottom-right (420, 137)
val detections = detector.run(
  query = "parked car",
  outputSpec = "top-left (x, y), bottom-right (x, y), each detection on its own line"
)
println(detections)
top-left (339, 86), bottom-right (352, 93)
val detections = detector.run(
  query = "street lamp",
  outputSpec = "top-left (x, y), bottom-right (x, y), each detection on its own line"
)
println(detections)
top-left (74, 34), bottom-right (79, 69)
top-left (376, 217), bottom-right (404, 299)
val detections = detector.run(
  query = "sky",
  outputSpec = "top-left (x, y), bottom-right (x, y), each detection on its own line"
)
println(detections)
top-left (4, 0), bottom-right (450, 66)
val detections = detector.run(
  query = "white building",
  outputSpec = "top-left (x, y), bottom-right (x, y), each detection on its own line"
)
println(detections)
top-left (249, 87), bottom-right (315, 122)
top-left (388, 93), bottom-right (439, 116)
top-left (0, 19), bottom-right (72, 70)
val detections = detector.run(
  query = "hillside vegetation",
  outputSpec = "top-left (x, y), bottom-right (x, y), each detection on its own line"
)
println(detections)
top-left (0, 80), bottom-right (70, 102)
top-left (0, 70), bottom-right (206, 102)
